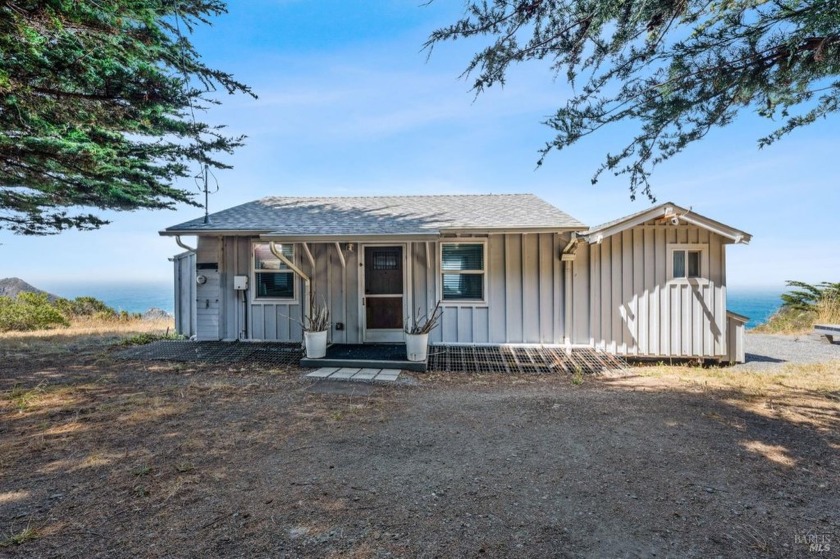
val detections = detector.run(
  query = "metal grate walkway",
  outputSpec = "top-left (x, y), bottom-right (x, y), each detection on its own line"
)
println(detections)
top-left (427, 345), bottom-right (628, 375)
top-left (116, 340), bottom-right (303, 366)
top-left (117, 341), bottom-right (627, 375)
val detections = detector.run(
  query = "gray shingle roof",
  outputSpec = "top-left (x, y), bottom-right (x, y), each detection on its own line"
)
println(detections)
top-left (163, 194), bottom-right (586, 236)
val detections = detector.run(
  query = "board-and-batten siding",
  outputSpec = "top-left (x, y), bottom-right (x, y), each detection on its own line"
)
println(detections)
top-left (172, 251), bottom-right (196, 338)
top-left (194, 233), bottom-right (569, 343)
top-left (195, 237), bottom-right (220, 340)
top-left (585, 224), bottom-right (727, 358)
top-left (430, 233), bottom-right (566, 344)
top-left (242, 236), bottom-right (304, 342)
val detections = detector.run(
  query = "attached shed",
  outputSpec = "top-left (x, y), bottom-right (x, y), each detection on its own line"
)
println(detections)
top-left (568, 203), bottom-right (751, 360)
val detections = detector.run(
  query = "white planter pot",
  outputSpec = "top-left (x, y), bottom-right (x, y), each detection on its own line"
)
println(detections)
top-left (405, 332), bottom-right (429, 362)
top-left (304, 330), bottom-right (328, 359)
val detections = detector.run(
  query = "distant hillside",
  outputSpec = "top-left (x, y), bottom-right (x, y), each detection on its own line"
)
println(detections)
top-left (0, 277), bottom-right (59, 301)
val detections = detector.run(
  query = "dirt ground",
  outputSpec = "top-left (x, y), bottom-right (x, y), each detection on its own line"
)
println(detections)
top-left (1, 335), bottom-right (838, 558)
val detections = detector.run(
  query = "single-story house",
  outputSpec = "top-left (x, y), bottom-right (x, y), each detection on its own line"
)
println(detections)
top-left (161, 194), bottom-right (751, 362)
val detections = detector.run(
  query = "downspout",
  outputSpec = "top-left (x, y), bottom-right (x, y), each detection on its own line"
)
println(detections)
top-left (175, 235), bottom-right (195, 252)
top-left (269, 242), bottom-right (311, 325)
top-left (561, 233), bottom-right (579, 348)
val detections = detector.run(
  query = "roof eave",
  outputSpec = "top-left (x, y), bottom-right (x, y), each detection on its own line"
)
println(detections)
top-left (440, 225), bottom-right (587, 236)
top-left (585, 203), bottom-right (751, 245)
top-left (258, 232), bottom-right (442, 242)
top-left (160, 229), bottom-right (273, 237)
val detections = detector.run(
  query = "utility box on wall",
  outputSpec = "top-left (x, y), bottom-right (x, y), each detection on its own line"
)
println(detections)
top-left (233, 275), bottom-right (248, 291)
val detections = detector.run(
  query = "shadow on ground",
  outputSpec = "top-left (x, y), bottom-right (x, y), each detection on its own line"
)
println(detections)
top-left (0, 345), bottom-right (837, 558)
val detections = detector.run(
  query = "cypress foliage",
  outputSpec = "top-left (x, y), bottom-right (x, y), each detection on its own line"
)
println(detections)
top-left (0, 1), bottom-right (254, 234)
top-left (427, 0), bottom-right (840, 199)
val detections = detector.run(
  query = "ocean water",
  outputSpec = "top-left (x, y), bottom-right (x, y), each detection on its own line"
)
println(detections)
top-left (32, 282), bottom-right (783, 329)
top-left (727, 287), bottom-right (785, 329)
top-left (37, 281), bottom-right (173, 315)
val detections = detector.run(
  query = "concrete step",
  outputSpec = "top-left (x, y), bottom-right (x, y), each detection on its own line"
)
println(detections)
top-left (300, 357), bottom-right (426, 372)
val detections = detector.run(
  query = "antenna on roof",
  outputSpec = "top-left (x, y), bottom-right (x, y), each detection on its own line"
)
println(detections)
top-left (196, 164), bottom-right (220, 224)
top-left (172, 3), bottom-right (221, 226)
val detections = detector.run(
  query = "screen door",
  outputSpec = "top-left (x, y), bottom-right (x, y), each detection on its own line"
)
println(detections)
top-left (363, 246), bottom-right (404, 342)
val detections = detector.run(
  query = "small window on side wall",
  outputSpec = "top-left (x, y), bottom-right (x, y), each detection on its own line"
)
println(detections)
top-left (672, 249), bottom-right (702, 279)
top-left (253, 243), bottom-right (296, 299)
top-left (441, 242), bottom-right (485, 302)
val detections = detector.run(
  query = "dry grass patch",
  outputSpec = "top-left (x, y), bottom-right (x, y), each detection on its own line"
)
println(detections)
top-left (0, 521), bottom-right (39, 548)
top-left (0, 317), bottom-right (173, 349)
top-left (616, 361), bottom-right (840, 430)
top-left (3, 382), bottom-right (97, 415)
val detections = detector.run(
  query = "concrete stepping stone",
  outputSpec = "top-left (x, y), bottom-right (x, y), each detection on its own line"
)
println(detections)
top-left (375, 369), bottom-right (401, 381)
top-left (307, 367), bottom-right (338, 378)
top-left (352, 368), bottom-right (380, 380)
top-left (331, 368), bottom-right (361, 379)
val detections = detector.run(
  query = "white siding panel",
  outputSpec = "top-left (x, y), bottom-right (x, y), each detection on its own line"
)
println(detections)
top-left (600, 241), bottom-right (612, 352)
top-left (442, 305), bottom-right (458, 341)
top-left (621, 229), bottom-right (634, 354)
top-left (487, 235), bottom-right (506, 343)
top-left (589, 243), bottom-right (600, 348)
top-left (538, 233), bottom-right (554, 343)
top-left (587, 224), bottom-right (729, 358)
top-left (555, 235), bottom-right (565, 344)
top-left (610, 236), bottom-right (622, 354)
top-left (521, 234), bottom-right (540, 342)
top-left (173, 251), bottom-right (196, 338)
top-left (571, 240), bottom-right (589, 345)
top-left (458, 307), bottom-right (473, 343)
top-left (473, 307), bottom-right (489, 343)
top-left (196, 271), bottom-right (220, 341)
top-left (505, 235), bottom-right (523, 343)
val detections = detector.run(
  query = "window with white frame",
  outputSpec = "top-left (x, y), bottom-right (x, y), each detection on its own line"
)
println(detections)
top-left (669, 245), bottom-right (704, 280)
top-left (253, 242), bottom-right (296, 300)
top-left (441, 242), bottom-right (485, 302)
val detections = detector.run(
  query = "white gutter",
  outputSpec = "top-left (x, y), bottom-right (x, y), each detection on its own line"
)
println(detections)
top-left (561, 233), bottom-right (578, 347)
top-left (174, 235), bottom-right (195, 252)
top-left (270, 242), bottom-right (311, 322)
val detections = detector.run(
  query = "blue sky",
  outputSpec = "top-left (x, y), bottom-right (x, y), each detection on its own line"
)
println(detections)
top-left (3, 0), bottom-right (838, 289)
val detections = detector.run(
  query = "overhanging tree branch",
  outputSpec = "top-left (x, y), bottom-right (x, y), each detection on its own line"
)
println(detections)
top-left (426, 0), bottom-right (840, 199)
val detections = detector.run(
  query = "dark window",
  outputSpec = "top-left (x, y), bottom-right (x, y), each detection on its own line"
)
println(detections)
top-left (441, 243), bottom-right (484, 300)
top-left (372, 251), bottom-right (399, 270)
top-left (442, 244), bottom-right (483, 271)
top-left (673, 249), bottom-right (702, 279)
top-left (253, 243), bottom-right (295, 299)
top-left (256, 271), bottom-right (294, 298)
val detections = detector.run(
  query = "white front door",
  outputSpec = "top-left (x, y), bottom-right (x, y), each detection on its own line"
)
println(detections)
top-left (362, 245), bottom-right (406, 342)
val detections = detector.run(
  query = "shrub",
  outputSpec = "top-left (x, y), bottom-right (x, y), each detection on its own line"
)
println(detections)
top-left (117, 330), bottom-right (183, 346)
top-left (780, 281), bottom-right (840, 312)
top-left (756, 281), bottom-right (840, 333)
top-left (0, 293), bottom-right (70, 332)
top-left (54, 296), bottom-right (117, 319)
top-left (0, 293), bottom-right (125, 332)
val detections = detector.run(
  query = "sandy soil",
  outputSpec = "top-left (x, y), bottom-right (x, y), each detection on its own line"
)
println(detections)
top-left (0, 336), bottom-right (838, 558)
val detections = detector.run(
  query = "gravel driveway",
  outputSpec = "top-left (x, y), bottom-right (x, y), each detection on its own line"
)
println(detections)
top-left (736, 332), bottom-right (840, 371)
